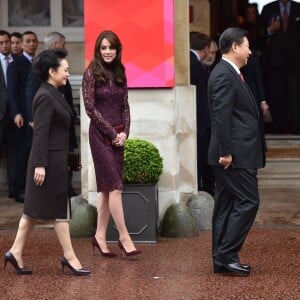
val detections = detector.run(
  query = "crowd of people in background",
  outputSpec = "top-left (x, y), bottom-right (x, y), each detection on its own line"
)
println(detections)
top-left (190, 0), bottom-right (300, 194)
top-left (187, 0), bottom-right (300, 276)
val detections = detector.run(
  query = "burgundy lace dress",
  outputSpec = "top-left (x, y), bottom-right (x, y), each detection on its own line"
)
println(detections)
top-left (82, 66), bottom-right (130, 192)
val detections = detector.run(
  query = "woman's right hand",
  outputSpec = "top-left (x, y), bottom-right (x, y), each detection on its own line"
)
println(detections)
top-left (114, 132), bottom-right (126, 147)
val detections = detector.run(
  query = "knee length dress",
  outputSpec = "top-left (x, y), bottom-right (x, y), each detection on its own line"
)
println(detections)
top-left (82, 66), bottom-right (130, 192)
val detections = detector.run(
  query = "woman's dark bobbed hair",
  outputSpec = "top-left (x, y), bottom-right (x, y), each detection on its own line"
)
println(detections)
top-left (33, 48), bottom-right (68, 82)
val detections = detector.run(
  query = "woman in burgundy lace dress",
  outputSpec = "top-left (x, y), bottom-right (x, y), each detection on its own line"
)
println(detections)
top-left (82, 30), bottom-right (141, 258)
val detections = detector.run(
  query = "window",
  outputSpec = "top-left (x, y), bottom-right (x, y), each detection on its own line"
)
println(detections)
top-left (1, 0), bottom-right (83, 41)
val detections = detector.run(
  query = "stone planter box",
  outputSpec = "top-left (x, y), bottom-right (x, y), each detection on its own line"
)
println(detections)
top-left (107, 183), bottom-right (158, 243)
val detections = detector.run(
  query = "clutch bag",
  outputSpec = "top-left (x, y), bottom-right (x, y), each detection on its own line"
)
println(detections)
top-left (68, 152), bottom-right (80, 171)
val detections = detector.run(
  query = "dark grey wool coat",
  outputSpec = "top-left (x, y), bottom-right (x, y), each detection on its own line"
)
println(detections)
top-left (24, 82), bottom-right (73, 219)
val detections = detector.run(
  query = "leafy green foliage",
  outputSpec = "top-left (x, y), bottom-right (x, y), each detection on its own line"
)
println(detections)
top-left (124, 139), bottom-right (163, 184)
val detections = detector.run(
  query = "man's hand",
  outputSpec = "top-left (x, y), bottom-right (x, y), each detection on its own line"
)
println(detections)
top-left (34, 167), bottom-right (45, 186)
top-left (260, 101), bottom-right (269, 115)
top-left (269, 17), bottom-right (281, 33)
top-left (219, 155), bottom-right (232, 169)
top-left (14, 114), bottom-right (24, 128)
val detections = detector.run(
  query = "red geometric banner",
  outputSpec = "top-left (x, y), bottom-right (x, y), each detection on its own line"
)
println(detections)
top-left (84, 0), bottom-right (174, 88)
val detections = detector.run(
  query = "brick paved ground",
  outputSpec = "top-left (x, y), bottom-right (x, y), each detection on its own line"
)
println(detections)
top-left (0, 227), bottom-right (299, 299)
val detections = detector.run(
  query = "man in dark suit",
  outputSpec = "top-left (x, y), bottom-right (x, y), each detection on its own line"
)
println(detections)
top-left (208, 27), bottom-right (265, 276)
top-left (260, 0), bottom-right (300, 133)
top-left (190, 32), bottom-right (215, 194)
top-left (0, 31), bottom-right (13, 149)
top-left (7, 31), bottom-right (38, 202)
top-left (0, 30), bottom-right (16, 198)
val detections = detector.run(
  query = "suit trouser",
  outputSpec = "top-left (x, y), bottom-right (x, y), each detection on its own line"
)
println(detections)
top-left (211, 166), bottom-right (259, 264)
top-left (266, 66), bottom-right (300, 132)
top-left (16, 125), bottom-right (32, 196)
top-left (197, 128), bottom-right (214, 191)
top-left (5, 119), bottom-right (18, 196)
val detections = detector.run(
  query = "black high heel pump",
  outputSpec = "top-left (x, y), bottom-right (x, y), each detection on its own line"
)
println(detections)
top-left (4, 251), bottom-right (32, 275)
top-left (59, 256), bottom-right (91, 276)
top-left (91, 236), bottom-right (116, 258)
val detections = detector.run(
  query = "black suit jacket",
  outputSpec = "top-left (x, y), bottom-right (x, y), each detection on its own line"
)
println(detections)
top-left (261, 0), bottom-right (300, 67)
top-left (25, 66), bottom-right (41, 123)
top-left (207, 60), bottom-right (265, 169)
top-left (7, 54), bottom-right (32, 120)
top-left (190, 51), bottom-right (210, 134)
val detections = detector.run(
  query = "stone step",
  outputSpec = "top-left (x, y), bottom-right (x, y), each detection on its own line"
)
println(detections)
top-left (266, 147), bottom-right (300, 159)
top-left (260, 135), bottom-right (300, 186)
top-left (266, 134), bottom-right (300, 147)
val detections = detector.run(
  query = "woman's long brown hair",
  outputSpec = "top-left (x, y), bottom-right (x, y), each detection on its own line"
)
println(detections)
top-left (90, 30), bottom-right (126, 86)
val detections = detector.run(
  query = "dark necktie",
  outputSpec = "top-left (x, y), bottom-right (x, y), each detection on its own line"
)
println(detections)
top-left (282, 4), bottom-right (288, 32)
top-left (239, 72), bottom-right (245, 82)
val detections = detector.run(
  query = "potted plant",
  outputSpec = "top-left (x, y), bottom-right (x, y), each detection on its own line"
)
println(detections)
top-left (107, 138), bottom-right (163, 242)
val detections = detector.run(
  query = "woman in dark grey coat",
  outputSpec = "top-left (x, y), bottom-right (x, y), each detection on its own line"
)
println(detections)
top-left (4, 48), bottom-right (90, 276)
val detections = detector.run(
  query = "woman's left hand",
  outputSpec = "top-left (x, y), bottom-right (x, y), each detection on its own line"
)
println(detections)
top-left (34, 167), bottom-right (46, 186)
top-left (115, 132), bottom-right (127, 147)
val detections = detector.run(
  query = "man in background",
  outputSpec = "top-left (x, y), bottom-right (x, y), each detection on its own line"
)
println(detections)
top-left (204, 40), bottom-right (219, 71)
top-left (190, 32), bottom-right (215, 195)
top-left (0, 31), bottom-right (13, 151)
top-left (260, 0), bottom-right (300, 133)
top-left (7, 31), bottom-right (38, 202)
top-left (10, 32), bottom-right (23, 57)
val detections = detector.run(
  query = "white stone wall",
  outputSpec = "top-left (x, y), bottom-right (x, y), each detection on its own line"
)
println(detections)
top-left (80, 85), bottom-right (198, 220)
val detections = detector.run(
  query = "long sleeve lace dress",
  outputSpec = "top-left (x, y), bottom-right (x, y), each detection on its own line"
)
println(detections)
top-left (82, 66), bottom-right (130, 192)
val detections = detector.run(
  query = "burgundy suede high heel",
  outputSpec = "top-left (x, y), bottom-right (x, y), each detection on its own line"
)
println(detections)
top-left (4, 251), bottom-right (32, 275)
top-left (92, 236), bottom-right (116, 258)
top-left (117, 240), bottom-right (141, 258)
top-left (59, 256), bottom-right (91, 276)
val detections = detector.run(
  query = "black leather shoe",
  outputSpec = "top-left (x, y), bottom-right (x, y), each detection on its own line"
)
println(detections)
top-left (213, 264), bottom-right (230, 273)
top-left (15, 194), bottom-right (25, 203)
top-left (214, 263), bottom-right (250, 273)
top-left (214, 260), bottom-right (250, 276)
top-left (224, 262), bottom-right (250, 276)
top-left (240, 263), bottom-right (250, 271)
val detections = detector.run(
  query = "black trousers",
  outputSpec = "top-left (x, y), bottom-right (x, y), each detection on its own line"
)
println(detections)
top-left (5, 119), bottom-right (18, 197)
top-left (211, 166), bottom-right (260, 264)
top-left (10, 124), bottom-right (33, 196)
top-left (197, 128), bottom-right (214, 192)
top-left (266, 66), bottom-right (300, 133)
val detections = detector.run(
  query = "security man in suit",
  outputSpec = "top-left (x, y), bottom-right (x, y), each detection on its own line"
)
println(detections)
top-left (189, 32), bottom-right (215, 194)
top-left (7, 31), bottom-right (38, 203)
top-left (0, 31), bottom-right (13, 147)
top-left (208, 27), bottom-right (265, 276)
top-left (260, 0), bottom-right (300, 133)
top-left (0, 30), bottom-right (14, 198)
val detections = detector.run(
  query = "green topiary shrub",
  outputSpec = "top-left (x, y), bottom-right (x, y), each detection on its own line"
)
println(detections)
top-left (124, 138), bottom-right (163, 184)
